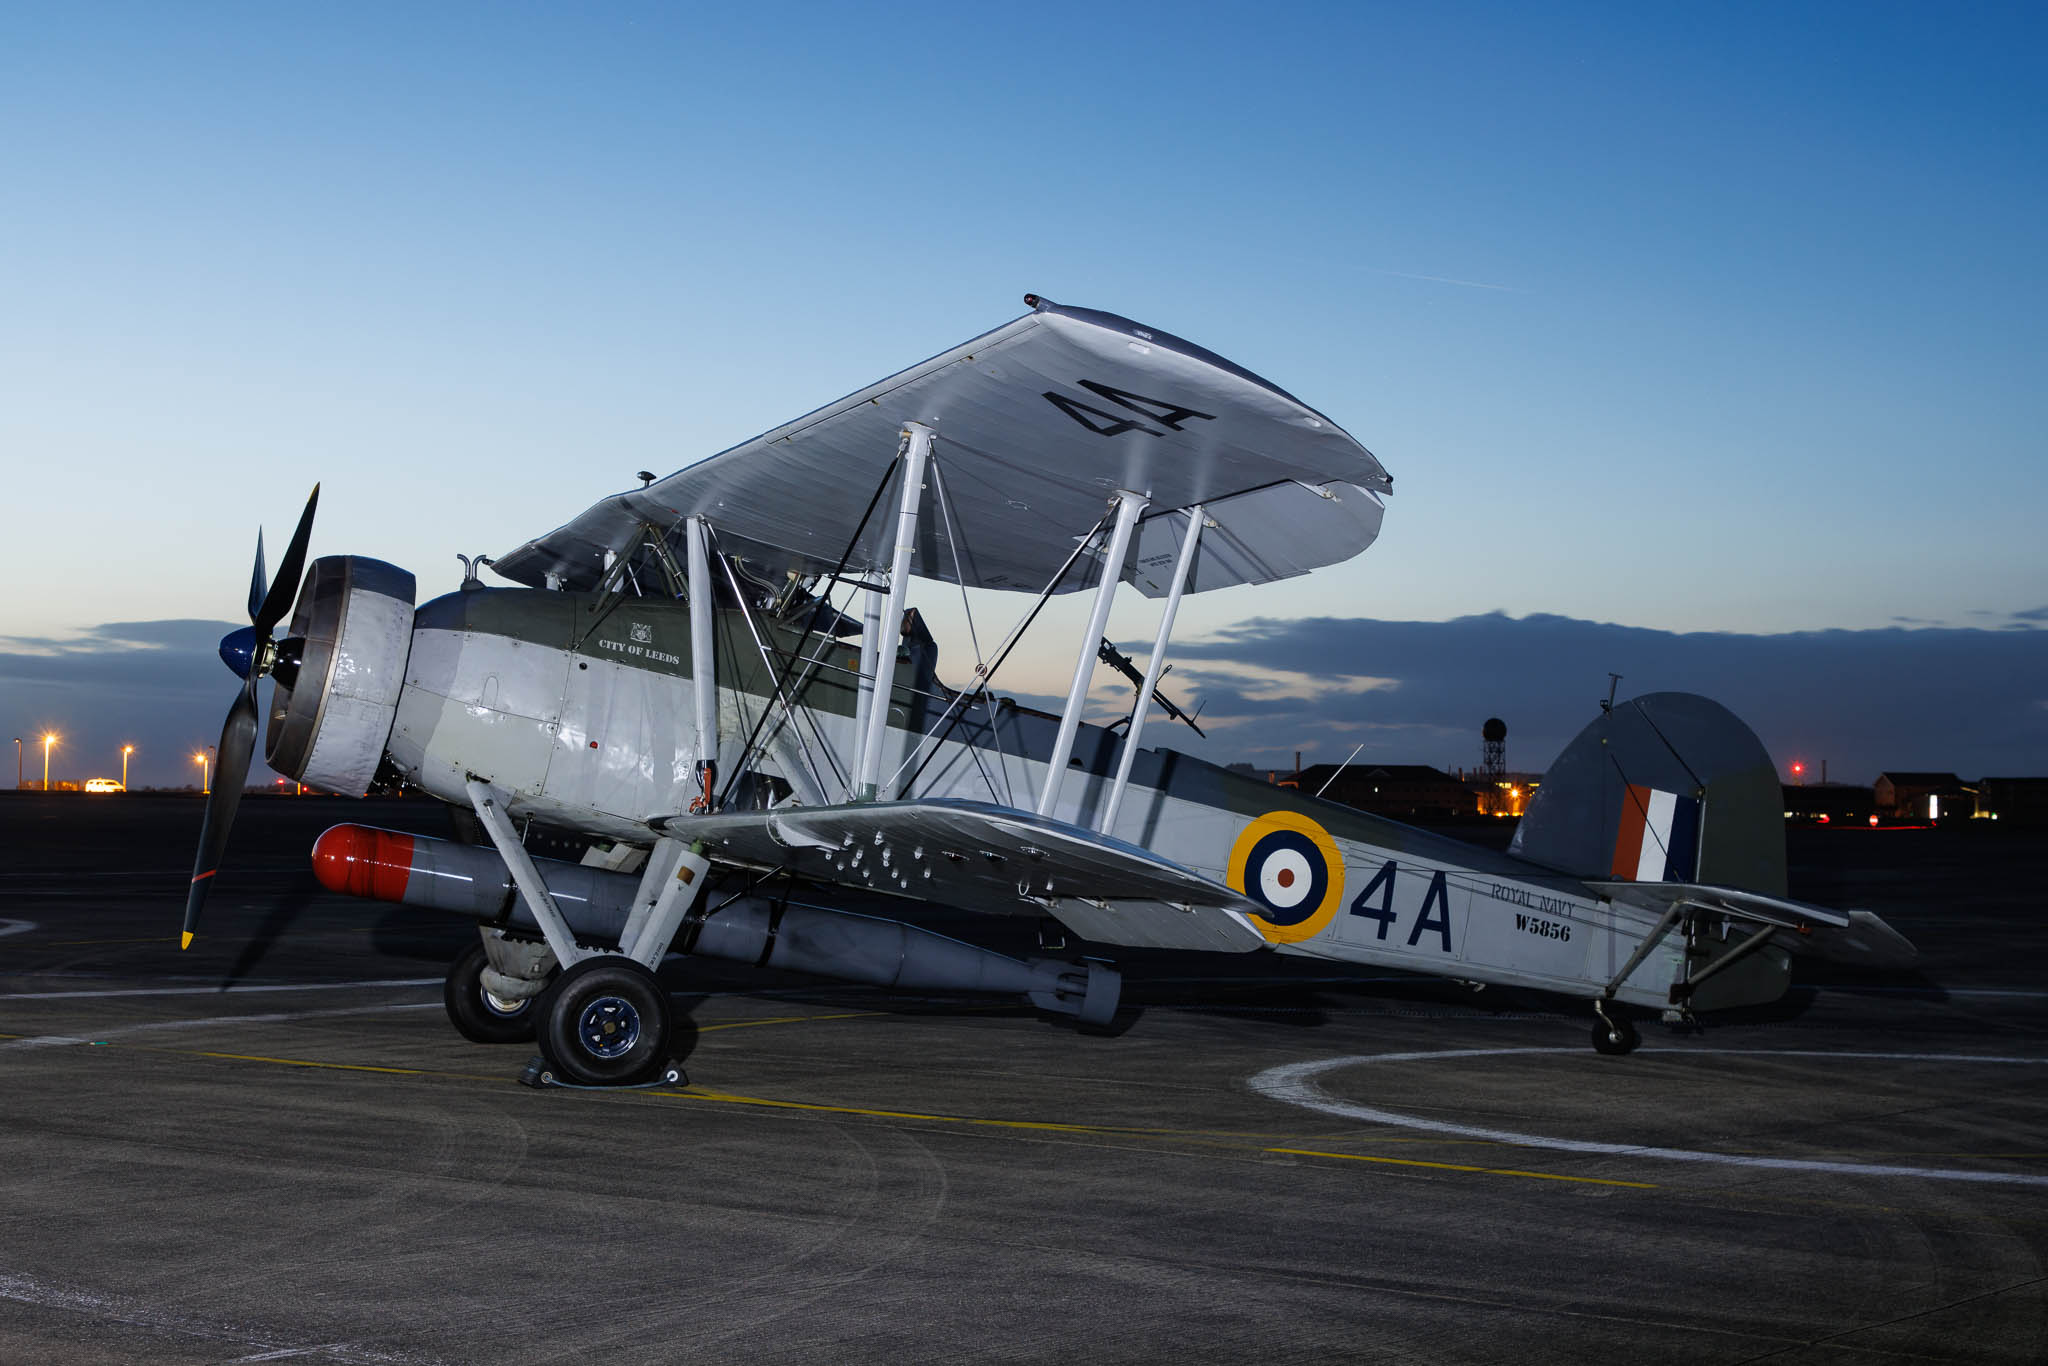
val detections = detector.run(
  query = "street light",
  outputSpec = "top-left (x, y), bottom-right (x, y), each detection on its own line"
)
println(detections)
top-left (42, 733), bottom-right (57, 792)
top-left (121, 745), bottom-right (135, 791)
top-left (11, 738), bottom-right (19, 791)
top-left (194, 750), bottom-right (210, 796)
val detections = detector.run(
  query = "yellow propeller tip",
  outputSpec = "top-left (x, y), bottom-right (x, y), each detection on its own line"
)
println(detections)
top-left (180, 931), bottom-right (194, 950)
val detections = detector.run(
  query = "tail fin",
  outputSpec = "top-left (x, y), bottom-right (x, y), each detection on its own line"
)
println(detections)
top-left (1511, 692), bottom-right (1786, 896)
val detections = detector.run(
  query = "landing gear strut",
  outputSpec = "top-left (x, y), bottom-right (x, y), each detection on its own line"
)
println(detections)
top-left (1590, 999), bottom-right (1640, 1056)
top-left (533, 957), bottom-right (675, 1087)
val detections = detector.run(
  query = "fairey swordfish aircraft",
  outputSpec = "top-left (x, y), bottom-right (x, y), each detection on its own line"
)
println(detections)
top-left (185, 294), bottom-right (1916, 1086)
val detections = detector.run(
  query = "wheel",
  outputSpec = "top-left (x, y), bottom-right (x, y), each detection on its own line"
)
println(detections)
top-left (444, 941), bottom-right (542, 1044)
top-left (534, 956), bottom-right (673, 1086)
top-left (1591, 1007), bottom-right (1640, 1056)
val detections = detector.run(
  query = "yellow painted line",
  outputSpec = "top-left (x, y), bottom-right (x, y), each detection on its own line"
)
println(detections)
top-left (1267, 1146), bottom-right (1658, 1189)
top-left (695, 1011), bottom-right (886, 1033)
top-left (49, 1034), bottom-right (1656, 1189)
top-left (669, 1086), bottom-right (1172, 1135)
top-left (195, 1052), bottom-right (428, 1076)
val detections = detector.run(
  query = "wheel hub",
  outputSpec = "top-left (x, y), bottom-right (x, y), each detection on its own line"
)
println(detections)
top-left (482, 989), bottom-right (529, 1017)
top-left (577, 996), bottom-right (642, 1059)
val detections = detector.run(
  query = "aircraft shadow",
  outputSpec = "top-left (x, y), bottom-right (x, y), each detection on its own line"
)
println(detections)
top-left (220, 885), bottom-right (323, 987)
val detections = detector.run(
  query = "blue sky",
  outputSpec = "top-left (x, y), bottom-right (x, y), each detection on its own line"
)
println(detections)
top-left (2, 2), bottom-right (2043, 788)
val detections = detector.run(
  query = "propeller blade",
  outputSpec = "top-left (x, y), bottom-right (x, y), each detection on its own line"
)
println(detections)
top-left (248, 529), bottom-right (268, 623)
top-left (181, 676), bottom-right (261, 949)
top-left (253, 484), bottom-right (319, 639)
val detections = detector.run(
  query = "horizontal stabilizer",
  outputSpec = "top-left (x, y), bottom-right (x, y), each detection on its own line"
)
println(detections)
top-left (1591, 879), bottom-right (1918, 969)
top-left (655, 799), bottom-right (1267, 953)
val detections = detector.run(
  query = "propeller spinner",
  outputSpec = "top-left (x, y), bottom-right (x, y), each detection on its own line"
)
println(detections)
top-left (182, 484), bottom-right (319, 949)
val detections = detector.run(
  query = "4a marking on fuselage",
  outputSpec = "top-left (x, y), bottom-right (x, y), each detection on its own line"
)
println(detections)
top-left (1347, 860), bottom-right (1454, 953)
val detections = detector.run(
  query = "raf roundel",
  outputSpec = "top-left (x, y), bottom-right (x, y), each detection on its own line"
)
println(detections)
top-left (1227, 811), bottom-right (1346, 944)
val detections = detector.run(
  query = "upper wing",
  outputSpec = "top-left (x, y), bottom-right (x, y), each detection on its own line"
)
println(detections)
top-left (493, 296), bottom-right (1392, 598)
top-left (654, 798), bottom-right (1270, 953)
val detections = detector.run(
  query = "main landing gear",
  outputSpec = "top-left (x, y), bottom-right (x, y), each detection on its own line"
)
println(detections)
top-left (443, 941), bottom-right (542, 1045)
top-left (530, 956), bottom-right (677, 1088)
top-left (1590, 999), bottom-right (1641, 1056)
top-left (443, 940), bottom-right (683, 1087)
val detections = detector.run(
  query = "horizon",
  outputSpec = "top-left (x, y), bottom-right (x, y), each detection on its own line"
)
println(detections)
top-left (7, 607), bottom-right (2042, 793)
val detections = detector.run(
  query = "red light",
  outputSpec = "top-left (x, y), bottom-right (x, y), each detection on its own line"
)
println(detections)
top-left (1818, 814), bottom-right (1830, 823)
top-left (1791, 763), bottom-right (1804, 775)
top-left (1868, 814), bottom-right (1879, 827)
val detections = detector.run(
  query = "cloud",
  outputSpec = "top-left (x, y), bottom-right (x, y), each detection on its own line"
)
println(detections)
top-left (10, 611), bottom-right (2046, 792)
top-left (0, 620), bottom-right (256, 789)
top-left (0, 619), bottom-right (235, 657)
top-left (1152, 611), bottom-right (2048, 784)
top-left (2012, 605), bottom-right (2048, 622)
top-left (1167, 659), bottom-right (1398, 704)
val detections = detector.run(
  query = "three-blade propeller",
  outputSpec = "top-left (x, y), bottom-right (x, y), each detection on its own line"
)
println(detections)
top-left (182, 484), bottom-right (319, 950)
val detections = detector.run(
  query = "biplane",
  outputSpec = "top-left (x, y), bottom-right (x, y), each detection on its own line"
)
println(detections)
top-left (188, 295), bottom-right (1916, 1085)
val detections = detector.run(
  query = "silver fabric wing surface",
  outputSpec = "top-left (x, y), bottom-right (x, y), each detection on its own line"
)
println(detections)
top-left (655, 799), bottom-right (1270, 953)
top-left (493, 297), bottom-right (1392, 597)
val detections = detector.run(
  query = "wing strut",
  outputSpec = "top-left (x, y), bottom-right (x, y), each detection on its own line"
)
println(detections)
top-left (856, 422), bottom-right (934, 799)
top-left (687, 515), bottom-right (717, 808)
top-left (1099, 503), bottom-right (1204, 833)
top-left (890, 502), bottom-right (1118, 799)
top-left (1037, 490), bottom-right (1149, 817)
top-left (853, 574), bottom-right (885, 785)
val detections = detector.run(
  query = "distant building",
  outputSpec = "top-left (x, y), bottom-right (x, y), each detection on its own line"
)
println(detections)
top-left (1294, 763), bottom-right (1480, 819)
top-left (1782, 782), bottom-right (1874, 823)
top-left (1873, 771), bottom-right (1978, 820)
top-left (1980, 777), bottom-right (2048, 826)
top-left (1450, 767), bottom-right (1541, 817)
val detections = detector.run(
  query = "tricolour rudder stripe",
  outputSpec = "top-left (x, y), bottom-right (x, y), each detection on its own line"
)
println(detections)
top-left (1511, 693), bottom-right (1787, 897)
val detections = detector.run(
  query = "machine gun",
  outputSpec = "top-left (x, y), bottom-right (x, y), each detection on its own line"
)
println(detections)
top-left (1097, 638), bottom-right (1205, 738)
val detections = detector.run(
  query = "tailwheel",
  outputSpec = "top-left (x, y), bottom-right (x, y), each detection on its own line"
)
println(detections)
top-left (443, 941), bottom-right (541, 1044)
top-left (534, 956), bottom-right (674, 1087)
top-left (1591, 1001), bottom-right (1640, 1056)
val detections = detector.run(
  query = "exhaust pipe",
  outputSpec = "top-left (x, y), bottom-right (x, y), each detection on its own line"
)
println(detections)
top-left (312, 824), bottom-right (1119, 1026)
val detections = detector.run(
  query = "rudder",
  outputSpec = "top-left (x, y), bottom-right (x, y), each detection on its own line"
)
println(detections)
top-left (1510, 692), bottom-right (1786, 897)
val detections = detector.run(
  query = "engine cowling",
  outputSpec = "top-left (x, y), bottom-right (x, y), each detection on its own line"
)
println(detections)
top-left (267, 555), bottom-right (416, 796)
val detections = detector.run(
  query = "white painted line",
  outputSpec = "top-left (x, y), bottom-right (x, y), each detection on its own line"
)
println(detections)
top-left (1251, 1048), bottom-right (2048, 1189)
top-left (0, 920), bottom-right (35, 938)
top-left (1815, 986), bottom-right (2048, 999)
top-left (3, 1001), bottom-right (443, 1049)
top-left (0, 1268), bottom-right (439, 1363)
top-left (0, 978), bottom-right (438, 1001)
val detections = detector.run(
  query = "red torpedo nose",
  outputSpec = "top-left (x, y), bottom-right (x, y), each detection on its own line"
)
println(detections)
top-left (312, 824), bottom-right (417, 901)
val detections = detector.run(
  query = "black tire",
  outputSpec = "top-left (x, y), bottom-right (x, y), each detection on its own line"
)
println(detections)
top-left (535, 957), bottom-right (673, 1087)
top-left (1591, 1008), bottom-right (1640, 1056)
top-left (444, 941), bottom-right (542, 1045)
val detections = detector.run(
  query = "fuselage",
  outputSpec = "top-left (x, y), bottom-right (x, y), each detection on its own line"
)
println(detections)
top-left (381, 587), bottom-right (1683, 1008)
